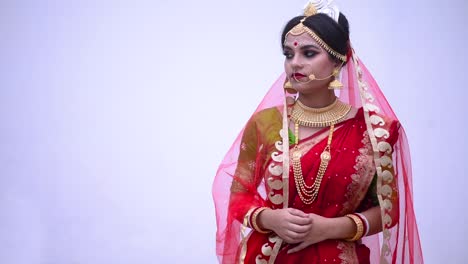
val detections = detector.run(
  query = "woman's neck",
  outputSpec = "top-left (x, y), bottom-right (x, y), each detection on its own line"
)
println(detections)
top-left (297, 90), bottom-right (336, 108)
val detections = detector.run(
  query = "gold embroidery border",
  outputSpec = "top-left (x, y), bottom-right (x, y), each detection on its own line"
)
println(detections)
top-left (254, 104), bottom-right (291, 264)
top-left (281, 102), bottom-right (290, 209)
top-left (268, 235), bottom-right (283, 264)
top-left (238, 231), bottom-right (253, 264)
top-left (266, 107), bottom-right (287, 207)
top-left (259, 102), bottom-right (292, 263)
top-left (337, 241), bottom-right (359, 264)
top-left (351, 50), bottom-right (395, 264)
top-left (340, 130), bottom-right (376, 215)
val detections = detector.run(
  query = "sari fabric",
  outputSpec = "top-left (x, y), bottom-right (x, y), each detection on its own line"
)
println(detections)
top-left (214, 51), bottom-right (423, 263)
top-left (234, 106), bottom-right (398, 264)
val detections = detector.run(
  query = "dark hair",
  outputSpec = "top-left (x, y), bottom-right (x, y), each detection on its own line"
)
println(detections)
top-left (281, 13), bottom-right (350, 63)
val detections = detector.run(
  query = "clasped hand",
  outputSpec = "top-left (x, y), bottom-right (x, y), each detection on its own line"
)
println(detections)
top-left (260, 208), bottom-right (329, 254)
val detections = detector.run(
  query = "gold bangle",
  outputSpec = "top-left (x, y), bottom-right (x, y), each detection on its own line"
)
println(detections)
top-left (345, 214), bottom-right (364, 242)
top-left (243, 207), bottom-right (257, 228)
top-left (251, 207), bottom-right (270, 234)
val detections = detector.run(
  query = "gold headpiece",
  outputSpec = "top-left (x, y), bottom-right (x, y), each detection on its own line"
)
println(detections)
top-left (304, 2), bottom-right (318, 16)
top-left (285, 2), bottom-right (347, 62)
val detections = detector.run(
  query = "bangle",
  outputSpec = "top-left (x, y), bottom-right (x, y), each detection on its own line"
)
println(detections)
top-left (251, 207), bottom-right (270, 234)
top-left (243, 207), bottom-right (257, 228)
top-left (355, 213), bottom-right (370, 236)
top-left (345, 214), bottom-right (364, 242)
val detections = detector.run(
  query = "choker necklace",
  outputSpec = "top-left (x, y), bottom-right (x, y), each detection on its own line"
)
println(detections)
top-left (291, 98), bottom-right (351, 127)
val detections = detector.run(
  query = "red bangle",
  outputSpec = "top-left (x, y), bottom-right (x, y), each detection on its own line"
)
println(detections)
top-left (354, 213), bottom-right (369, 237)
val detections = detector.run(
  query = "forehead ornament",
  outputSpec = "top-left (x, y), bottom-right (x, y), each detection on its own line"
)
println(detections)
top-left (284, 1), bottom-right (347, 62)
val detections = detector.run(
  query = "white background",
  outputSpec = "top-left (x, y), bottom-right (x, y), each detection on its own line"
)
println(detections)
top-left (1, 0), bottom-right (467, 263)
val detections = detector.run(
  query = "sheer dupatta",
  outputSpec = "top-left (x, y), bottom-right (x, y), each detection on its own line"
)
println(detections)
top-left (341, 47), bottom-right (423, 263)
top-left (212, 75), bottom-right (287, 263)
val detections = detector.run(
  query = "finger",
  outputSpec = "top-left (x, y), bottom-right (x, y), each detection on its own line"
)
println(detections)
top-left (287, 241), bottom-right (310, 254)
top-left (288, 208), bottom-right (309, 218)
top-left (288, 223), bottom-right (311, 234)
top-left (285, 230), bottom-right (308, 242)
top-left (289, 215), bottom-right (313, 225)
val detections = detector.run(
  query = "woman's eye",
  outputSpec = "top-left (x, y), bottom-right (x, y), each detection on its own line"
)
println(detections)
top-left (305, 51), bottom-right (316, 57)
top-left (283, 52), bottom-right (293, 59)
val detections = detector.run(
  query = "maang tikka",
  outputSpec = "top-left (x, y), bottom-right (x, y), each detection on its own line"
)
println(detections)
top-left (284, 2), bottom-right (346, 91)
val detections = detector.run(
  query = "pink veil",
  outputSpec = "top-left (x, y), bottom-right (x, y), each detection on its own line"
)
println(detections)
top-left (213, 42), bottom-right (423, 264)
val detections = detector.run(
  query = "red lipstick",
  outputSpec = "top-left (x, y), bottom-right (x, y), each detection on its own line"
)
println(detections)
top-left (293, 73), bottom-right (306, 79)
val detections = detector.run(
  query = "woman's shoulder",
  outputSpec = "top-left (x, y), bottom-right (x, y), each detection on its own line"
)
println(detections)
top-left (354, 107), bottom-right (399, 125)
top-left (250, 106), bottom-right (283, 123)
top-left (243, 106), bottom-right (284, 139)
top-left (354, 107), bottom-right (401, 146)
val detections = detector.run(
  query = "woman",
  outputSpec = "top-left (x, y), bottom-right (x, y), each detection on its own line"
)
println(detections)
top-left (213, 1), bottom-right (423, 263)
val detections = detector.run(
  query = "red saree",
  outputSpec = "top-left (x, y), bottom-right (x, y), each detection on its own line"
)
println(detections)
top-left (214, 49), bottom-right (423, 263)
top-left (232, 106), bottom-right (399, 264)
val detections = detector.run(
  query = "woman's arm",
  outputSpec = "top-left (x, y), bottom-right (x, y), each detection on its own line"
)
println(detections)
top-left (257, 208), bottom-right (312, 244)
top-left (287, 205), bottom-right (382, 254)
top-left (326, 205), bottom-right (382, 240)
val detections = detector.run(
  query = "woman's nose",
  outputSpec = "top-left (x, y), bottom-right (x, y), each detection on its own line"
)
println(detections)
top-left (290, 57), bottom-right (303, 70)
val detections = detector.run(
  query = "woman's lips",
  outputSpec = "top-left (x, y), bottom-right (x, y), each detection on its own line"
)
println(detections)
top-left (293, 73), bottom-right (307, 79)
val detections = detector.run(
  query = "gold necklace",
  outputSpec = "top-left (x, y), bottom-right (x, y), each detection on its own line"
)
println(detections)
top-left (291, 99), bottom-right (351, 127)
top-left (290, 99), bottom-right (351, 205)
top-left (292, 123), bottom-right (334, 204)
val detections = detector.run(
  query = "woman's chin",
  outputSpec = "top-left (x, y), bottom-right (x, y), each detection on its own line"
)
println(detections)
top-left (293, 85), bottom-right (317, 93)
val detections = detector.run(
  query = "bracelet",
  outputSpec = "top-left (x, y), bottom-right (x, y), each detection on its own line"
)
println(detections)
top-left (251, 207), bottom-right (270, 234)
top-left (345, 213), bottom-right (364, 242)
top-left (355, 212), bottom-right (370, 236)
top-left (243, 207), bottom-right (257, 228)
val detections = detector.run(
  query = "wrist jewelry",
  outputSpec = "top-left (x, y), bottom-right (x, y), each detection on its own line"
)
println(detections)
top-left (243, 207), bottom-right (257, 228)
top-left (251, 207), bottom-right (270, 234)
top-left (355, 212), bottom-right (370, 236)
top-left (345, 213), bottom-right (364, 242)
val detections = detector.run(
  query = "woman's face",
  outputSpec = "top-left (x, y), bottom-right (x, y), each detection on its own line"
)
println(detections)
top-left (283, 32), bottom-right (337, 94)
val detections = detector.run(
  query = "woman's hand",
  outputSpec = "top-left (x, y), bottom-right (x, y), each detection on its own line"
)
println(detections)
top-left (259, 208), bottom-right (312, 244)
top-left (287, 213), bottom-right (331, 254)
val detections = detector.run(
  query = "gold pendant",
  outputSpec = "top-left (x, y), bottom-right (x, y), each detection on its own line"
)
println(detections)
top-left (293, 150), bottom-right (302, 160)
top-left (320, 150), bottom-right (331, 162)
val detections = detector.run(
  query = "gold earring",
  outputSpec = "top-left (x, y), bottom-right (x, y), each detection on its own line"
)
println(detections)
top-left (328, 68), bottom-right (343, 90)
top-left (284, 80), bottom-right (297, 94)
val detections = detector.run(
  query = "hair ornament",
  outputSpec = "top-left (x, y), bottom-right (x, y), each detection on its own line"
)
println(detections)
top-left (303, 0), bottom-right (340, 22)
